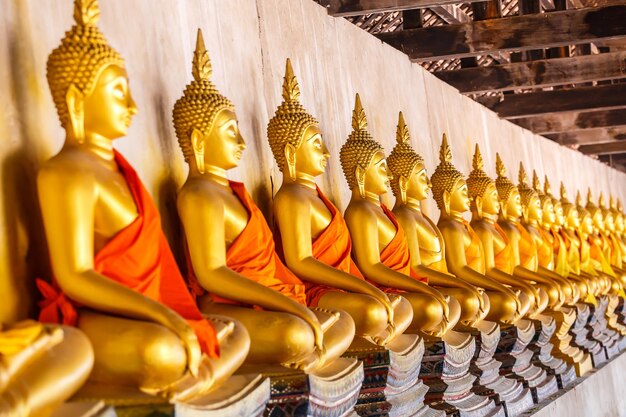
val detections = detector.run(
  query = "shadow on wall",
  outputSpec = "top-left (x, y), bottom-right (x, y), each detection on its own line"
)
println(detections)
top-left (2, 12), bottom-right (54, 322)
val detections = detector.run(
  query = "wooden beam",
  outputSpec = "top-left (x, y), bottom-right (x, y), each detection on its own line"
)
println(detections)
top-left (377, 5), bottom-right (626, 61)
top-left (543, 126), bottom-right (626, 144)
top-left (485, 83), bottom-right (626, 119)
top-left (579, 139), bottom-right (626, 155)
top-left (434, 51), bottom-right (626, 94)
top-left (318, 0), bottom-right (486, 17)
top-left (513, 108), bottom-right (626, 134)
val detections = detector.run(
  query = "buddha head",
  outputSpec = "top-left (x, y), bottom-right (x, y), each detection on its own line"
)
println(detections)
top-left (466, 145), bottom-right (498, 218)
top-left (533, 171), bottom-right (555, 228)
top-left (339, 94), bottom-right (388, 198)
top-left (613, 197), bottom-right (624, 235)
top-left (268, 59), bottom-right (327, 181)
top-left (387, 112), bottom-right (428, 204)
top-left (518, 163), bottom-right (541, 224)
top-left (585, 189), bottom-right (604, 233)
top-left (494, 154), bottom-right (522, 220)
top-left (47, 0), bottom-right (136, 143)
top-left (599, 193), bottom-right (615, 233)
top-left (431, 134), bottom-right (469, 216)
top-left (544, 177), bottom-right (564, 228)
top-left (576, 191), bottom-right (594, 236)
top-left (173, 29), bottom-right (243, 175)
top-left (560, 183), bottom-right (580, 230)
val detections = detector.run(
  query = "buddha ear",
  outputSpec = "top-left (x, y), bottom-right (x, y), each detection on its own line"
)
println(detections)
top-left (443, 190), bottom-right (452, 216)
top-left (66, 85), bottom-right (85, 143)
top-left (398, 175), bottom-right (408, 204)
top-left (191, 128), bottom-right (206, 174)
top-left (475, 196), bottom-right (483, 218)
top-left (355, 165), bottom-right (366, 199)
top-left (284, 143), bottom-right (297, 181)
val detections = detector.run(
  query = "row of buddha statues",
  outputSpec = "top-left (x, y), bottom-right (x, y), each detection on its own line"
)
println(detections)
top-left (3, 1), bottom-right (626, 416)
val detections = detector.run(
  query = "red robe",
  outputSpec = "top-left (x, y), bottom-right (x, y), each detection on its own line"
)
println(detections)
top-left (187, 181), bottom-right (307, 307)
top-left (37, 151), bottom-right (219, 358)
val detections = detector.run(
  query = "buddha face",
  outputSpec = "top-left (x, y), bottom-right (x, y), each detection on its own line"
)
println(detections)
top-left (481, 183), bottom-right (500, 216)
top-left (616, 214), bottom-right (624, 234)
top-left (527, 195), bottom-right (542, 222)
top-left (505, 189), bottom-right (523, 219)
top-left (294, 125), bottom-right (329, 177)
top-left (604, 213), bottom-right (615, 233)
top-left (406, 165), bottom-right (430, 201)
top-left (592, 212), bottom-right (604, 232)
top-left (581, 214), bottom-right (594, 235)
top-left (566, 208), bottom-right (580, 229)
top-left (82, 65), bottom-right (137, 140)
top-left (542, 200), bottom-right (556, 226)
top-left (449, 179), bottom-right (470, 214)
top-left (364, 151), bottom-right (391, 196)
top-left (554, 202), bottom-right (565, 226)
top-left (203, 109), bottom-right (246, 170)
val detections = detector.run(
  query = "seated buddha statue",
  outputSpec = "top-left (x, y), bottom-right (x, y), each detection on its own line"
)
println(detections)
top-left (611, 198), bottom-right (626, 272)
top-left (37, 8), bottom-right (248, 401)
top-left (175, 33), bottom-right (355, 373)
top-left (494, 159), bottom-right (565, 311)
top-left (340, 96), bottom-right (460, 338)
top-left (0, 321), bottom-right (92, 416)
top-left (466, 147), bottom-right (537, 318)
top-left (599, 195), bottom-right (626, 290)
top-left (575, 192), bottom-right (605, 298)
top-left (269, 60), bottom-right (412, 348)
top-left (517, 165), bottom-right (577, 307)
top-left (431, 136), bottom-right (526, 325)
top-left (387, 112), bottom-right (489, 328)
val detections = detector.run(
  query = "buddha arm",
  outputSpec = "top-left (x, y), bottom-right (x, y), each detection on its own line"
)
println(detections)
top-left (346, 205), bottom-right (449, 313)
top-left (38, 162), bottom-right (202, 374)
top-left (274, 192), bottom-right (393, 312)
top-left (178, 188), bottom-right (323, 350)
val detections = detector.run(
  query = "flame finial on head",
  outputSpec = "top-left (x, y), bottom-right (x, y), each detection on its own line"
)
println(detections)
top-left (518, 162), bottom-right (538, 208)
top-left (576, 190), bottom-right (590, 220)
top-left (192, 29), bottom-right (212, 82)
top-left (351, 94), bottom-right (368, 132)
top-left (387, 112), bottom-right (425, 198)
top-left (73, 0), bottom-right (100, 26)
top-left (494, 153), bottom-right (517, 204)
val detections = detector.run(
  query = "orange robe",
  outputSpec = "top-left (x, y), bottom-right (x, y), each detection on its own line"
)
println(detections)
top-left (536, 227), bottom-right (554, 269)
top-left (516, 222), bottom-right (538, 270)
top-left (37, 151), bottom-right (219, 358)
top-left (420, 216), bottom-right (448, 273)
top-left (460, 219), bottom-right (485, 274)
top-left (378, 205), bottom-right (428, 291)
top-left (552, 230), bottom-right (570, 277)
top-left (188, 181), bottom-right (307, 307)
top-left (493, 223), bottom-right (515, 274)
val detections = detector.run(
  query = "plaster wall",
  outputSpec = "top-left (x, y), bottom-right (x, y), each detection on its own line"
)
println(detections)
top-left (1, 0), bottom-right (625, 321)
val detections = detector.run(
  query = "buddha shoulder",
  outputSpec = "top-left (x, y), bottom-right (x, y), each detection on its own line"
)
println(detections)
top-left (38, 148), bottom-right (100, 191)
top-left (274, 183), bottom-right (315, 210)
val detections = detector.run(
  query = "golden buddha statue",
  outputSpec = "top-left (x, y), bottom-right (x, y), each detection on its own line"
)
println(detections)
top-left (341, 96), bottom-right (460, 338)
top-left (175, 34), bottom-right (355, 373)
top-left (494, 157), bottom-right (563, 311)
top-left (585, 190), bottom-right (618, 295)
top-left (269, 60), bottom-right (412, 348)
top-left (612, 198), bottom-right (626, 272)
top-left (465, 147), bottom-right (536, 318)
top-left (431, 137), bottom-right (526, 325)
top-left (38, 5), bottom-right (248, 402)
top-left (517, 165), bottom-right (576, 307)
top-left (388, 113), bottom-right (488, 328)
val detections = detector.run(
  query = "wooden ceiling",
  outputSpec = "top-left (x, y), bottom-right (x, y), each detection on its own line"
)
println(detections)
top-left (315, 0), bottom-right (626, 171)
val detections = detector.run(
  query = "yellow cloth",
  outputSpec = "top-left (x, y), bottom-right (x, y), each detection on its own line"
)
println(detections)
top-left (0, 320), bottom-right (44, 356)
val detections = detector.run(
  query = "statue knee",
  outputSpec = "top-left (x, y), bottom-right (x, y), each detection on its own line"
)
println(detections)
top-left (58, 326), bottom-right (94, 377)
top-left (141, 326), bottom-right (187, 386)
top-left (358, 297), bottom-right (388, 336)
top-left (422, 296), bottom-right (445, 331)
top-left (458, 289), bottom-right (481, 322)
top-left (278, 316), bottom-right (315, 363)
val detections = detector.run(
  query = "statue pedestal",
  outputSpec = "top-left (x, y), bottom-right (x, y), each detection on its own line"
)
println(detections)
top-left (569, 303), bottom-right (607, 367)
top-left (259, 358), bottom-right (363, 417)
top-left (528, 315), bottom-right (577, 389)
top-left (494, 319), bottom-right (560, 403)
top-left (592, 295), bottom-right (622, 360)
top-left (68, 374), bottom-right (270, 417)
top-left (344, 335), bottom-right (443, 417)
top-left (547, 306), bottom-right (594, 376)
top-left (420, 330), bottom-right (504, 417)
top-left (470, 321), bottom-right (534, 417)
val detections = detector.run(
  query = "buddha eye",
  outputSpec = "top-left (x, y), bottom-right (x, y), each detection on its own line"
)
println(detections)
top-left (113, 85), bottom-right (125, 99)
